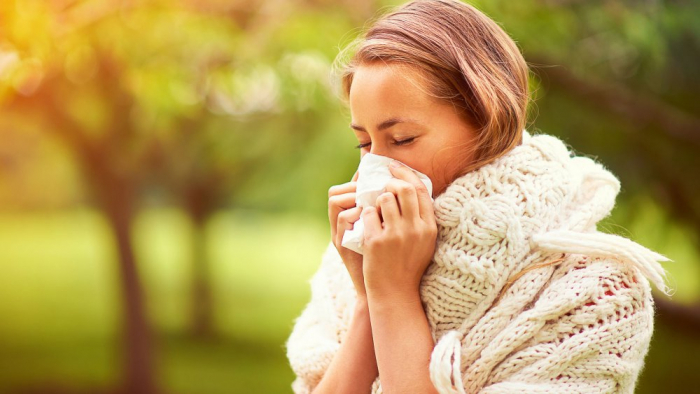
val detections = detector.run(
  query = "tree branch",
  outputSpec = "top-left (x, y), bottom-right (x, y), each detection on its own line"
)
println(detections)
top-left (527, 54), bottom-right (700, 150)
top-left (4, 78), bottom-right (99, 162)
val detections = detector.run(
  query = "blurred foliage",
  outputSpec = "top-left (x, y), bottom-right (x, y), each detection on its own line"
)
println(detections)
top-left (0, 0), bottom-right (698, 393)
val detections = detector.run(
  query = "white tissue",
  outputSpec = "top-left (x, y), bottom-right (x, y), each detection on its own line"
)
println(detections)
top-left (341, 153), bottom-right (434, 255)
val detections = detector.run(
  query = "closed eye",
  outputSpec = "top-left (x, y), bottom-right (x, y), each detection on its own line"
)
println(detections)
top-left (354, 137), bottom-right (416, 149)
top-left (394, 137), bottom-right (415, 146)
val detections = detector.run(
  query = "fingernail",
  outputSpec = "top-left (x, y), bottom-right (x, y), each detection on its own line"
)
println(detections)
top-left (390, 160), bottom-right (401, 168)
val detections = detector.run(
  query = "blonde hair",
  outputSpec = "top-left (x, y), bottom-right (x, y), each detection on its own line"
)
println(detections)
top-left (332, 0), bottom-right (532, 177)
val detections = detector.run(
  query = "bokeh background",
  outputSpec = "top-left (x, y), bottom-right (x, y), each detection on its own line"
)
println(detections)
top-left (1, 0), bottom-right (699, 393)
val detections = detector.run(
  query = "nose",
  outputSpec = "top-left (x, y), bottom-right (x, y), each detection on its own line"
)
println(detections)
top-left (369, 145), bottom-right (390, 158)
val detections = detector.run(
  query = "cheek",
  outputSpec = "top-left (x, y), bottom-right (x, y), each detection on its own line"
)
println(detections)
top-left (403, 160), bottom-right (439, 191)
top-left (428, 153), bottom-right (461, 192)
top-left (399, 158), bottom-right (430, 178)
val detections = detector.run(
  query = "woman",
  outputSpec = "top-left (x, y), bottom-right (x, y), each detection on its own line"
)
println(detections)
top-left (286, 1), bottom-right (671, 393)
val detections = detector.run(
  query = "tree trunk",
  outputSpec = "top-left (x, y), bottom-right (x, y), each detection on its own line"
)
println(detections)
top-left (94, 168), bottom-right (158, 394)
top-left (186, 180), bottom-right (215, 338)
top-left (8, 82), bottom-right (161, 394)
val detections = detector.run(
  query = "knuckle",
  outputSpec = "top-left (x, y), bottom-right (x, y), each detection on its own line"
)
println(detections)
top-left (412, 221), bottom-right (435, 237)
top-left (405, 227), bottom-right (420, 240)
top-left (328, 183), bottom-right (354, 198)
top-left (337, 210), bottom-right (348, 222)
top-left (339, 208), bottom-right (358, 221)
top-left (362, 206), bottom-right (374, 216)
top-left (415, 182), bottom-right (428, 194)
top-left (328, 195), bottom-right (340, 206)
top-left (429, 224), bottom-right (438, 236)
top-left (425, 226), bottom-right (438, 239)
top-left (386, 233), bottom-right (401, 245)
top-left (397, 183), bottom-right (413, 194)
top-left (377, 192), bottom-right (393, 204)
top-left (328, 185), bottom-right (339, 197)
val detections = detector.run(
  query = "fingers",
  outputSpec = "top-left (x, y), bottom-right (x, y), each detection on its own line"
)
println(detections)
top-left (328, 192), bottom-right (356, 215)
top-left (328, 182), bottom-right (357, 225)
top-left (340, 205), bottom-right (363, 224)
top-left (375, 191), bottom-right (400, 228)
top-left (328, 171), bottom-right (360, 241)
top-left (388, 162), bottom-right (435, 223)
top-left (361, 206), bottom-right (382, 241)
top-left (328, 192), bottom-right (356, 239)
top-left (336, 206), bottom-right (362, 246)
top-left (383, 178), bottom-right (419, 222)
top-left (328, 181), bottom-right (356, 198)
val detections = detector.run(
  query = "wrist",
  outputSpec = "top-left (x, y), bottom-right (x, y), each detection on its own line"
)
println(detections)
top-left (366, 287), bottom-right (422, 309)
top-left (353, 295), bottom-right (370, 315)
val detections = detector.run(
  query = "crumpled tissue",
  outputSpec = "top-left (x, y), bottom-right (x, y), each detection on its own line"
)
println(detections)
top-left (340, 153), bottom-right (433, 255)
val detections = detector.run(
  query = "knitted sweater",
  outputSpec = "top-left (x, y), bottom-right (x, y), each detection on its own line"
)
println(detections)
top-left (285, 130), bottom-right (671, 394)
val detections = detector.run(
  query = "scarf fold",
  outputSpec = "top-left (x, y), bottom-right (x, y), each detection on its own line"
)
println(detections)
top-left (423, 129), bottom-right (670, 393)
top-left (531, 230), bottom-right (671, 295)
top-left (286, 129), bottom-right (671, 394)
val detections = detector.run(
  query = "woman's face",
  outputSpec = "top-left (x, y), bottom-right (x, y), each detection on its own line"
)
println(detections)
top-left (349, 63), bottom-right (478, 198)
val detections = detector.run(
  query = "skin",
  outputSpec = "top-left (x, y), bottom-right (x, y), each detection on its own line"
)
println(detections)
top-left (318, 63), bottom-right (479, 394)
top-left (350, 62), bottom-right (478, 198)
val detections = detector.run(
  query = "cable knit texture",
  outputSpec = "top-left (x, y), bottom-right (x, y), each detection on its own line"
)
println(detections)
top-left (285, 130), bottom-right (671, 394)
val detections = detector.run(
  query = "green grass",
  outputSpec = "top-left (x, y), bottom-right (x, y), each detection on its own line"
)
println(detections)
top-left (0, 205), bottom-right (698, 394)
top-left (0, 207), bottom-right (329, 394)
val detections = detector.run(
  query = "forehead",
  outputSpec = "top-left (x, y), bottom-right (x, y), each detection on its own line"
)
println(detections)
top-left (349, 63), bottom-right (437, 121)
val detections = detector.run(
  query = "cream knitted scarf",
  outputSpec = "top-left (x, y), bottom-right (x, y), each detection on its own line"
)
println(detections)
top-left (286, 130), bottom-right (671, 394)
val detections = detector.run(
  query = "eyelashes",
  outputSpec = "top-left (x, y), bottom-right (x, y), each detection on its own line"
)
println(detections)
top-left (354, 137), bottom-right (416, 149)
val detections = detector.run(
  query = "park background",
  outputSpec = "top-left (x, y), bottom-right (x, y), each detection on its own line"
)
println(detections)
top-left (1, 0), bottom-right (699, 393)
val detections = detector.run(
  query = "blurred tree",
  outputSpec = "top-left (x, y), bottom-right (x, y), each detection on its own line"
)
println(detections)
top-left (0, 5), bottom-right (349, 393)
top-left (463, 0), bottom-right (700, 327)
top-left (0, 0), bottom-right (337, 392)
top-left (132, 1), bottom-right (350, 337)
top-left (463, 0), bottom-right (700, 222)
top-left (1, 1), bottom-right (161, 390)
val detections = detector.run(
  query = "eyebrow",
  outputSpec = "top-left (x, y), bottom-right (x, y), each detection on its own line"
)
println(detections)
top-left (349, 117), bottom-right (422, 132)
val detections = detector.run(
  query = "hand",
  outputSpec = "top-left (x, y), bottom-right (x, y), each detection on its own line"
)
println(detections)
top-left (328, 170), bottom-right (367, 299)
top-left (361, 161), bottom-right (438, 301)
